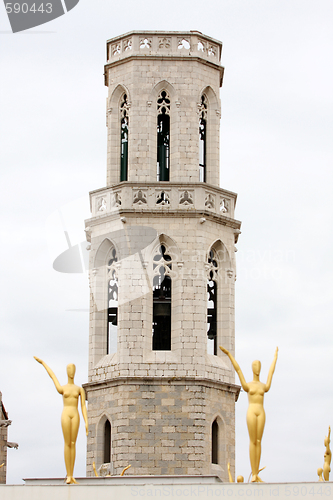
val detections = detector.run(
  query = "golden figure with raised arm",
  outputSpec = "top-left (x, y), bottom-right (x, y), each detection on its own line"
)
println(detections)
top-left (227, 462), bottom-right (234, 483)
top-left (323, 426), bottom-right (331, 481)
top-left (34, 357), bottom-right (88, 484)
top-left (219, 346), bottom-right (278, 483)
top-left (227, 462), bottom-right (244, 483)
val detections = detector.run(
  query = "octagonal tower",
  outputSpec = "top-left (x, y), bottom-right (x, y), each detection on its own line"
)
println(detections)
top-left (84, 31), bottom-right (241, 482)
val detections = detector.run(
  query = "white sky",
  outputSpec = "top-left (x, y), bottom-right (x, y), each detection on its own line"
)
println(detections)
top-left (1, 0), bottom-right (333, 485)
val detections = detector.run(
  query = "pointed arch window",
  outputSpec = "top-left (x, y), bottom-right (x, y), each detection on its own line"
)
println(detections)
top-left (120, 94), bottom-right (129, 181)
top-left (107, 248), bottom-right (118, 355)
top-left (207, 248), bottom-right (218, 355)
top-left (152, 244), bottom-right (172, 350)
top-left (104, 420), bottom-right (111, 463)
top-left (157, 91), bottom-right (170, 181)
top-left (212, 419), bottom-right (219, 464)
top-left (199, 94), bottom-right (207, 182)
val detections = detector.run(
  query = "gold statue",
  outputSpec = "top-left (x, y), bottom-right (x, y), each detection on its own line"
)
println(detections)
top-left (227, 462), bottom-right (244, 483)
top-left (120, 464), bottom-right (131, 476)
top-left (92, 461), bottom-right (99, 477)
top-left (220, 346), bottom-right (278, 483)
top-left (227, 462), bottom-right (233, 483)
top-left (317, 467), bottom-right (324, 481)
top-left (323, 426), bottom-right (331, 481)
top-left (34, 357), bottom-right (88, 484)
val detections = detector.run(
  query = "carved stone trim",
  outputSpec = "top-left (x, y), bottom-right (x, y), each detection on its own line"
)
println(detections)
top-left (220, 198), bottom-right (229, 213)
top-left (111, 43), bottom-right (121, 56)
top-left (123, 38), bottom-right (132, 52)
top-left (157, 90), bottom-right (171, 116)
top-left (179, 190), bottom-right (194, 206)
top-left (198, 39), bottom-right (206, 52)
top-left (177, 38), bottom-right (190, 50)
top-left (156, 190), bottom-right (170, 206)
top-left (158, 37), bottom-right (171, 49)
top-left (97, 196), bottom-right (107, 212)
top-left (208, 44), bottom-right (217, 57)
top-left (205, 193), bottom-right (215, 210)
top-left (111, 192), bottom-right (122, 208)
top-left (133, 189), bottom-right (147, 205)
top-left (140, 38), bottom-right (152, 49)
top-left (226, 269), bottom-right (234, 279)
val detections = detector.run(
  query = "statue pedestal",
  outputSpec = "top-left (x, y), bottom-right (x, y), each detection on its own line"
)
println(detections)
top-left (0, 478), bottom-right (331, 499)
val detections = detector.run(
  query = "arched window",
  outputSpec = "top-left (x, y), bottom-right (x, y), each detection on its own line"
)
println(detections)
top-left (207, 248), bottom-right (218, 355)
top-left (107, 248), bottom-right (118, 355)
top-left (152, 244), bottom-right (172, 350)
top-left (199, 94), bottom-right (207, 182)
top-left (120, 93), bottom-right (129, 181)
top-left (104, 420), bottom-right (111, 463)
top-left (212, 419), bottom-right (219, 464)
top-left (157, 91), bottom-right (170, 181)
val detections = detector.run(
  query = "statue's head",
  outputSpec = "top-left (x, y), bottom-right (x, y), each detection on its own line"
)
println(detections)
top-left (67, 363), bottom-right (76, 378)
top-left (252, 360), bottom-right (261, 376)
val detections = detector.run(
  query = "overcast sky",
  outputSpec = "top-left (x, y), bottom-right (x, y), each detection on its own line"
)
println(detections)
top-left (1, 0), bottom-right (333, 485)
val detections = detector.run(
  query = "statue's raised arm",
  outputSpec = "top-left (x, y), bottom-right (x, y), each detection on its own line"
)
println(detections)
top-left (34, 356), bottom-right (63, 394)
top-left (264, 347), bottom-right (278, 392)
top-left (219, 346), bottom-right (249, 392)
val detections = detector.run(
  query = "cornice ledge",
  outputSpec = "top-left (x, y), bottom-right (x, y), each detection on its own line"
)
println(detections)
top-left (85, 209), bottom-right (241, 230)
top-left (83, 376), bottom-right (241, 401)
top-left (104, 56), bottom-right (223, 86)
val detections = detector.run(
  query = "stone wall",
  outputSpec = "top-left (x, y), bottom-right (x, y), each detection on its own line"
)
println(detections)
top-left (85, 377), bottom-right (238, 482)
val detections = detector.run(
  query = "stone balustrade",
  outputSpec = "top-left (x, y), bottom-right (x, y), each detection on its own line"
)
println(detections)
top-left (106, 30), bottom-right (222, 65)
top-left (90, 182), bottom-right (236, 220)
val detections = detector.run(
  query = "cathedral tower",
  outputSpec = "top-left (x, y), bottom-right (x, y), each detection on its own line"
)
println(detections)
top-left (84, 31), bottom-right (241, 481)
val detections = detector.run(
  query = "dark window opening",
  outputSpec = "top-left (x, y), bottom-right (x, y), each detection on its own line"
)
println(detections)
top-left (107, 249), bottom-right (118, 355)
top-left (104, 420), bottom-right (111, 463)
top-left (152, 245), bottom-right (171, 350)
top-left (212, 419), bottom-right (218, 464)
top-left (157, 91), bottom-right (170, 181)
top-left (120, 94), bottom-right (128, 181)
top-left (207, 279), bottom-right (217, 355)
top-left (207, 249), bottom-right (218, 355)
top-left (157, 112), bottom-right (170, 181)
top-left (199, 94), bottom-right (207, 182)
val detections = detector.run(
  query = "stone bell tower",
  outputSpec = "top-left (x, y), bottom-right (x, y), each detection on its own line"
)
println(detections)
top-left (84, 30), bottom-right (241, 482)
